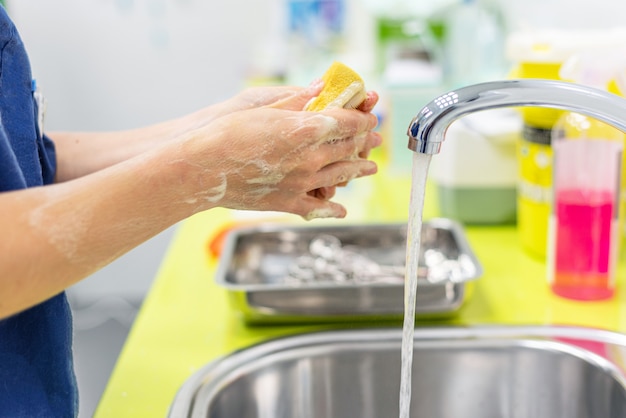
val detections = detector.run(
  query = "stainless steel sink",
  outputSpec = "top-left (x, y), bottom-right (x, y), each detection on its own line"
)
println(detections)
top-left (169, 326), bottom-right (626, 418)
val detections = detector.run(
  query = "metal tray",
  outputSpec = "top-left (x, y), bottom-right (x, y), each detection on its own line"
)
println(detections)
top-left (215, 218), bottom-right (482, 323)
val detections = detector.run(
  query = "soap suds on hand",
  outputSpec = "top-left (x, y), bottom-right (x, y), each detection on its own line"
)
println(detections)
top-left (304, 206), bottom-right (342, 220)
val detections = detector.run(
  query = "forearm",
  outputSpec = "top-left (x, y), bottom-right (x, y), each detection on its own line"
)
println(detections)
top-left (50, 105), bottom-right (218, 182)
top-left (0, 140), bottom-right (214, 319)
top-left (50, 85), bottom-right (319, 183)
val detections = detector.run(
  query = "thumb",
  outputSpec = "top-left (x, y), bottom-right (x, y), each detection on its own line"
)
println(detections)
top-left (300, 198), bottom-right (347, 221)
top-left (269, 78), bottom-right (324, 111)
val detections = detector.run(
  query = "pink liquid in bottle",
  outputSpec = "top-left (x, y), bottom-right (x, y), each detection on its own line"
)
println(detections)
top-left (551, 189), bottom-right (615, 300)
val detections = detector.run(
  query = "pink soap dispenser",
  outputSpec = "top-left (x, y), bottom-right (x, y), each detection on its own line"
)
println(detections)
top-left (548, 52), bottom-right (625, 300)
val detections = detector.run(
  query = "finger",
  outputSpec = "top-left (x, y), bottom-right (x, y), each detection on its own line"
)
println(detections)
top-left (268, 79), bottom-right (324, 111)
top-left (290, 108), bottom-right (378, 157)
top-left (321, 108), bottom-right (379, 143)
top-left (310, 159), bottom-right (378, 190)
top-left (308, 186), bottom-right (336, 200)
top-left (357, 91), bottom-right (379, 113)
top-left (259, 87), bottom-right (305, 106)
top-left (299, 198), bottom-right (347, 221)
top-left (234, 85), bottom-right (304, 109)
top-left (318, 131), bottom-right (382, 164)
top-left (357, 131), bottom-right (383, 159)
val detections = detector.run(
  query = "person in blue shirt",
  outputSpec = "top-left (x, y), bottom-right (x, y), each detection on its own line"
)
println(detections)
top-left (0, 5), bottom-right (381, 417)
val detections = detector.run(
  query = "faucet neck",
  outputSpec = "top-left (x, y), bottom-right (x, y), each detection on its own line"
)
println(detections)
top-left (407, 79), bottom-right (626, 155)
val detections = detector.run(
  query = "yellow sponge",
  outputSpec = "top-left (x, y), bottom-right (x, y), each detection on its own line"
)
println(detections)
top-left (305, 62), bottom-right (367, 111)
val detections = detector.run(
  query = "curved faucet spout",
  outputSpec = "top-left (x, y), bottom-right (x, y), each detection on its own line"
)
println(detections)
top-left (407, 79), bottom-right (626, 155)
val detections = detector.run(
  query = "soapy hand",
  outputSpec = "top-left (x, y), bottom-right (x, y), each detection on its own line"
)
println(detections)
top-left (232, 81), bottom-right (380, 115)
top-left (179, 80), bottom-right (380, 217)
top-left (181, 100), bottom-right (381, 220)
top-left (203, 80), bottom-right (379, 129)
top-left (207, 81), bottom-right (326, 121)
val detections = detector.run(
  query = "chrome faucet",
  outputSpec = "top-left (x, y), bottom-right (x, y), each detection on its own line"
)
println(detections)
top-left (407, 79), bottom-right (626, 155)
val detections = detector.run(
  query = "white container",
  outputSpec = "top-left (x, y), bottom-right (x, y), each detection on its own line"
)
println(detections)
top-left (383, 58), bottom-right (443, 176)
top-left (429, 108), bottom-right (521, 224)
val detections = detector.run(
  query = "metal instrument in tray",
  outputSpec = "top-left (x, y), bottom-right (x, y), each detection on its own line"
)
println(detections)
top-left (215, 218), bottom-right (482, 323)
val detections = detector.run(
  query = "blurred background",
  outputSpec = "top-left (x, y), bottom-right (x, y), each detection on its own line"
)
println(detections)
top-left (5, 0), bottom-right (626, 416)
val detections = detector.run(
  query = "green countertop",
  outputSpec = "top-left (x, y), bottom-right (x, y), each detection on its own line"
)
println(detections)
top-left (94, 173), bottom-right (626, 417)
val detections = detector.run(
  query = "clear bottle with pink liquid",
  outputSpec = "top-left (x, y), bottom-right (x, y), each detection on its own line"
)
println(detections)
top-left (548, 112), bottom-right (623, 300)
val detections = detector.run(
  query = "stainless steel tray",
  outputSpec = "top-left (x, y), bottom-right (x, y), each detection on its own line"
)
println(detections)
top-left (215, 218), bottom-right (482, 323)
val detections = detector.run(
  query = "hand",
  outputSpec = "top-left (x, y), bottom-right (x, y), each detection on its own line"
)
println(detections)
top-left (207, 81), bottom-right (325, 120)
top-left (198, 82), bottom-right (381, 210)
top-left (180, 103), bottom-right (382, 220)
top-left (357, 90), bottom-right (379, 114)
top-left (271, 87), bottom-right (381, 196)
top-left (202, 81), bottom-right (379, 129)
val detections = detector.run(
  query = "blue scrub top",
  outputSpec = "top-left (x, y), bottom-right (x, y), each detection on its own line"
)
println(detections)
top-left (0, 6), bottom-right (78, 417)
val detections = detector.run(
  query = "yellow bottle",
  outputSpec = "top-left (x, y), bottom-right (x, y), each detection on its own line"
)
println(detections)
top-left (517, 124), bottom-right (554, 259)
top-left (506, 29), bottom-right (624, 259)
top-left (507, 31), bottom-right (569, 259)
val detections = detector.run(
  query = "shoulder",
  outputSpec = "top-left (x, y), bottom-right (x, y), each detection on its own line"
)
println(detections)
top-left (0, 6), bottom-right (17, 51)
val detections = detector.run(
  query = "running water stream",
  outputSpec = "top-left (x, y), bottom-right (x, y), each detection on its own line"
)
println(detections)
top-left (399, 152), bottom-right (432, 418)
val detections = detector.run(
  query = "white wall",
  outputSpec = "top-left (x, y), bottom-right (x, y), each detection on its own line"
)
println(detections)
top-left (9, 0), bottom-right (278, 131)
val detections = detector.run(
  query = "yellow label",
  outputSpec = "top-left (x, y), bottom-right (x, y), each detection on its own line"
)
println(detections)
top-left (518, 139), bottom-right (552, 258)
top-left (514, 62), bottom-right (564, 129)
